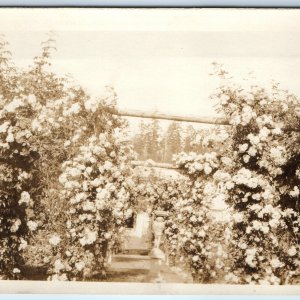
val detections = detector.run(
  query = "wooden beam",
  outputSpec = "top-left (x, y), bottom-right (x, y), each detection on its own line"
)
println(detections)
top-left (132, 160), bottom-right (178, 170)
top-left (115, 109), bottom-right (229, 125)
top-left (115, 109), bottom-right (300, 132)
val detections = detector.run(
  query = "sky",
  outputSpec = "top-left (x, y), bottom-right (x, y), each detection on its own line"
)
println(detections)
top-left (1, 8), bottom-right (300, 130)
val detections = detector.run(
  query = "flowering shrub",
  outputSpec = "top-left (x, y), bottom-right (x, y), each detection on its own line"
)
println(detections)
top-left (0, 36), bottom-right (137, 280)
top-left (49, 127), bottom-right (135, 280)
top-left (170, 151), bottom-right (233, 283)
top-left (213, 78), bottom-right (300, 284)
top-left (161, 69), bottom-right (300, 284)
top-left (0, 38), bottom-right (43, 279)
top-left (30, 55), bottom-right (137, 279)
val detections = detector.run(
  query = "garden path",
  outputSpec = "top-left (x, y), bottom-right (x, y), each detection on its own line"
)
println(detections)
top-left (105, 235), bottom-right (185, 283)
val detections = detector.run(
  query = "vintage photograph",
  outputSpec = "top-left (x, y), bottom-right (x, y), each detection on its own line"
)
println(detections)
top-left (0, 8), bottom-right (299, 293)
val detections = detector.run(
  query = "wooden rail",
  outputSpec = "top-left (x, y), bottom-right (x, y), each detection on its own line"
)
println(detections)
top-left (132, 160), bottom-right (178, 170)
top-left (115, 109), bottom-right (229, 125)
top-left (115, 108), bottom-right (300, 132)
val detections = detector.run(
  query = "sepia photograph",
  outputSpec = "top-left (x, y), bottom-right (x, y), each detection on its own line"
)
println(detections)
top-left (0, 7), bottom-right (299, 294)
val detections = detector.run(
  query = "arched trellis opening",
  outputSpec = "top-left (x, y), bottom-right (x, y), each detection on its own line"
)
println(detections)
top-left (109, 107), bottom-right (300, 284)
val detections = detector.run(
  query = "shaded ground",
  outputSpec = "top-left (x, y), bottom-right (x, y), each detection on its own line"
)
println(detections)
top-left (20, 234), bottom-right (186, 283)
top-left (104, 253), bottom-right (185, 283)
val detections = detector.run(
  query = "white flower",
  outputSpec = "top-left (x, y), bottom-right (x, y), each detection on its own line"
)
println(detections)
top-left (54, 259), bottom-right (65, 273)
top-left (211, 194), bottom-right (227, 210)
top-left (91, 178), bottom-right (101, 187)
top-left (225, 273), bottom-right (239, 283)
top-left (79, 229), bottom-right (97, 246)
top-left (289, 186), bottom-right (300, 197)
top-left (19, 238), bottom-right (28, 251)
top-left (270, 146), bottom-right (287, 166)
top-left (51, 273), bottom-right (68, 281)
top-left (190, 215), bottom-right (197, 222)
top-left (238, 243), bottom-right (247, 250)
top-left (203, 182), bottom-right (215, 195)
top-left (245, 248), bottom-right (257, 268)
top-left (84, 99), bottom-right (97, 112)
top-left (258, 127), bottom-right (270, 141)
top-left (287, 246), bottom-right (297, 257)
top-left (233, 212), bottom-right (244, 223)
top-left (248, 147), bottom-right (257, 157)
top-left (4, 98), bottom-right (24, 112)
top-left (225, 181), bottom-right (234, 190)
top-left (243, 155), bottom-right (250, 163)
top-left (13, 268), bottom-right (21, 274)
top-left (27, 94), bottom-right (37, 105)
top-left (27, 220), bottom-right (38, 231)
top-left (272, 127), bottom-right (282, 135)
top-left (248, 177), bottom-right (258, 189)
top-left (6, 132), bottom-right (14, 143)
top-left (64, 140), bottom-right (71, 147)
top-left (269, 218), bottom-right (279, 228)
top-left (82, 201), bottom-right (95, 212)
top-left (261, 225), bottom-right (270, 234)
top-left (104, 232), bottom-right (111, 239)
top-left (49, 235), bottom-right (61, 246)
top-left (230, 114), bottom-right (241, 125)
top-left (221, 156), bottom-right (233, 166)
top-left (220, 94), bottom-right (230, 105)
top-left (239, 143), bottom-right (249, 153)
top-left (10, 219), bottom-right (21, 232)
top-left (0, 121), bottom-right (10, 133)
top-left (69, 103), bottom-right (81, 115)
top-left (68, 167), bottom-right (81, 177)
top-left (204, 165), bottom-right (212, 175)
top-left (103, 161), bottom-right (113, 171)
top-left (18, 191), bottom-right (31, 205)
top-left (247, 133), bottom-right (260, 145)
top-left (75, 261), bottom-right (86, 272)
top-left (270, 257), bottom-right (284, 269)
top-left (58, 174), bottom-right (67, 185)
top-left (31, 119), bottom-right (41, 131)
top-left (192, 255), bottom-right (199, 262)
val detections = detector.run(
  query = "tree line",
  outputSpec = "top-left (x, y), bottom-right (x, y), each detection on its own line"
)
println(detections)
top-left (132, 120), bottom-right (211, 163)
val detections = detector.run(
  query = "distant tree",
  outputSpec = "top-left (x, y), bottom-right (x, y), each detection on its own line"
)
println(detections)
top-left (183, 125), bottom-right (198, 152)
top-left (133, 119), bottom-right (163, 162)
top-left (163, 122), bottom-right (182, 163)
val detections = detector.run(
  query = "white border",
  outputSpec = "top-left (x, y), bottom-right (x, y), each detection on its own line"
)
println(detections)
top-left (0, 7), bottom-right (299, 295)
top-left (0, 0), bottom-right (299, 7)
top-left (1, 281), bottom-right (300, 295)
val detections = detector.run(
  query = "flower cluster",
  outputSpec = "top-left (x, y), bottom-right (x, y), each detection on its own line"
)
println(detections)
top-left (160, 149), bottom-right (234, 283)
top-left (214, 75), bottom-right (300, 284)
top-left (48, 120), bottom-right (135, 280)
top-left (0, 37), bottom-right (137, 281)
top-left (0, 91), bottom-right (42, 278)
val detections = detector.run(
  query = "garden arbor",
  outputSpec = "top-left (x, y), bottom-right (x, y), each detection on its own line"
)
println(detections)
top-left (114, 103), bottom-right (300, 284)
top-left (114, 108), bottom-right (230, 255)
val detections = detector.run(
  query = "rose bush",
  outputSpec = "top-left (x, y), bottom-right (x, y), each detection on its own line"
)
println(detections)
top-left (170, 150), bottom-right (233, 283)
top-left (0, 35), bottom-right (136, 280)
top-left (158, 68), bottom-right (300, 284)
top-left (0, 36), bottom-right (45, 279)
top-left (212, 75), bottom-right (300, 284)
